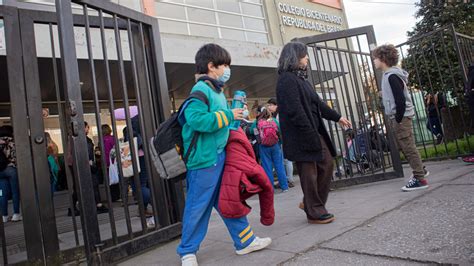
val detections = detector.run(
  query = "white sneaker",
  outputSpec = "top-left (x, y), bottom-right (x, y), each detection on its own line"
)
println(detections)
top-left (2, 216), bottom-right (9, 223)
top-left (11, 213), bottom-right (22, 222)
top-left (181, 254), bottom-right (198, 266)
top-left (235, 236), bottom-right (272, 255)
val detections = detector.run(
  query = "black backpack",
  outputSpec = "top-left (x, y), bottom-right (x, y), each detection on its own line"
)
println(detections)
top-left (150, 91), bottom-right (209, 179)
top-left (0, 145), bottom-right (8, 172)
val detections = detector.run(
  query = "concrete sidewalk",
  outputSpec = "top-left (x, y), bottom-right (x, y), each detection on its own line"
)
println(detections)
top-left (118, 160), bottom-right (474, 265)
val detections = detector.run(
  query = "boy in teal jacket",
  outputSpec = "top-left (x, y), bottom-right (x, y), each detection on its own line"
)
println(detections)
top-left (178, 44), bottom-right (272, 266)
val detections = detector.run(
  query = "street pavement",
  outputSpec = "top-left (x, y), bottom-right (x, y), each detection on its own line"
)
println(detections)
top-left (118, 159), bottom-right (474, 265)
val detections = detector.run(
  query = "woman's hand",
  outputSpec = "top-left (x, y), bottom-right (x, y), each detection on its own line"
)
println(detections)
top-left (338, 117), bottom-right (352, 129)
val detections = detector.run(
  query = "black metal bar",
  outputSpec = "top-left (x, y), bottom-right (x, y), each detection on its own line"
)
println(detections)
top-left (148, 19), bottom-right (172, 122)
top-left (129, 20), bottom-right (168, 226)
top-left (72, 0), bottom-right (156, 25)
top-left (127, 18), bottom-right (161, 228)
top-left (330, 171), bottom-right (400, 189)
top-left (2, 6), bottom-right (44, 263)
top-left (318, 44), bottom-right (350, 178)
top-left (416, 43), bottom-right (450, 156)
top-left (320, 50), bottom-right (346, 179)
top-left (317, 48), bottom-right (344, 178)
top-left (404, 44), bottom-right (436, 157)
top-left (366, 29), bottom-right (403, 177)
top-left (313, 43), bottom-right (371, 56)
top-left (98, 9), bottom-right (134, 239)
top-left (346, 36), bottom-right (382, 174)
top-left (343, 38), bottom-right (375, 175)
top-left (136, 23), bottom-right (177, 223)
top-left (367, 57), bottom-right (392, 168)
top-left (335, 42), bottom-right (357, 124)
top-left (439, 30), bottom-right (471, 152)
top-left (112, 13), bottom-right (148, 231)
top-left (335, 49), bottom-right (365, 175)
top-left (144, 19), bottom-right (173, 227)
top-left (463, 38), bottom-right (474, 67)
top-left (395, 24), bottom-right (452, 48)
top-left (295, 25), bottom-right (376, 45)
top-left (16, 8), bottom-right (128, 29)
top-left (398, 47), bottom-right (432, 158)
top-left (48, 22), bottom-right (80, 246)
top-left (429, 35), bottom-right (462, 154)
top-left (93, 223), bottom-right (182, 264)
top-left (406, 44), bottom-right (440, 156)
top-left (323, 42), bottom-right (354, 177)
top-left (83, 4), bottom-right (118, 244)
top-left (138, 24), bottom-right (159, 131)
top-left (309, 44), bottom-right (345, 179)
top-left (451, 25), bottom-right (469, 84)
top-left (355, 36), bottom-right (386, 172)
top-left (18, 10), bottom-right (61, 262)
top-left (334, 40), bottom-right (358, 139)
top-left (55, 0), bottom-right (100, 262)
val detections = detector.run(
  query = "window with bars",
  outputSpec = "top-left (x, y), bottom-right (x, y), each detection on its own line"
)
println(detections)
top-left (155, 0), bottom-right (269, 44)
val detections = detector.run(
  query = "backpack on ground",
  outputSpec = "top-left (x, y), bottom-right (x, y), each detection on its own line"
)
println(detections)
top-left (150, 91), bottom-right (209, 179)
top-left (258, 119), bottom-right (279, 146)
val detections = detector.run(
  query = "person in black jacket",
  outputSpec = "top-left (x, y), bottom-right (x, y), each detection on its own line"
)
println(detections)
top-left (276, 42), bottom-right (351, 224)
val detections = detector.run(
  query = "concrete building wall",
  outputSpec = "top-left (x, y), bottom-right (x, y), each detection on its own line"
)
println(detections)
top-left (265, 0), bottom-right (349, 45)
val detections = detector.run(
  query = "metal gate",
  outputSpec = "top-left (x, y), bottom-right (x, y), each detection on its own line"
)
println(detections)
top-left (294, 26), bottom-right (404, 187)
top-left (395, 25), bottom-right (474, 161)
top-left (0, 1), bottom-right (184, 264)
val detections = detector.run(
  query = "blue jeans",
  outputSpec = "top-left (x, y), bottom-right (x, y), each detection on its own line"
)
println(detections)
top-left (259, 144), bottom-right (289, 190)
top-left (177, 152), bottom-right (255, 257)
top-left (0, 166), bottom-right (20, 216)
top-left (130, 156), bottom-right (151, 208)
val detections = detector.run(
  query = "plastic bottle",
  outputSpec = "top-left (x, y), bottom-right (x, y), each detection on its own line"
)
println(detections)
top-left (229, 90), bottom-right (247, 130)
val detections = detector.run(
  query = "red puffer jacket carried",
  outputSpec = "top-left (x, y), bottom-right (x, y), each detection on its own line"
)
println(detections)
top-left (219, 128), bottom-right (274, 226)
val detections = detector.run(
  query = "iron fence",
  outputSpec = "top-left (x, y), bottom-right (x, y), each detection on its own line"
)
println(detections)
top-left (0, 1), bottom-right (184, 264)
top-left (295, 26), bottom-right (404, 188)
top-left (396, 25), bottom-right (474, 161)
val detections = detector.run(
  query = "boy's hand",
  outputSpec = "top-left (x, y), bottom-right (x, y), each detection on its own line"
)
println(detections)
top-left (338, 117), bottom-right (352, 129)
top-left (232, 108), bottom-right (244, 120)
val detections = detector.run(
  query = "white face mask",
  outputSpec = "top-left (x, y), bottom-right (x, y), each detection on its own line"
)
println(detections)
top-left (242, 109), bottom-right (249, 118)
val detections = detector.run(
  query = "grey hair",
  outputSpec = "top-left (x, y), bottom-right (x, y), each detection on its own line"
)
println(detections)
top-left (277, 41), bottom-right (307, 74)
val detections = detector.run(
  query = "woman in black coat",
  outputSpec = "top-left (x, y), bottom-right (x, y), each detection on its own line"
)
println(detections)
top-left (276, 42), bottom-right (351, 224)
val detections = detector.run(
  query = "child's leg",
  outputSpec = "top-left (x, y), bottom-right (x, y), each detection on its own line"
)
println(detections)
top-left (272, 145), bottom-right (288, 190)
top-left (220, 215), bottom-right (256, 251)
top-left (210, 167), bottom-right (256, 251)
top-left (392, 118), bottom-right (425, 178)
top-left (7, 167), bottom-right (20, 214)
top-left (138, 156), bottom-right (151, 208)
top-left (177, 152), bottom-right (225, 257)
top-left (284, 159), bottom-right (295, 183)
top-left (0, 176), bottom-right (9, 216)
top-left (259, 145), bottom-right (274, 185)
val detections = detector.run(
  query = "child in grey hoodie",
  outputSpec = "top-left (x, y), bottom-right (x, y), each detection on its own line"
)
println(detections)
top-left (372, 44), bottom-right (429, 192)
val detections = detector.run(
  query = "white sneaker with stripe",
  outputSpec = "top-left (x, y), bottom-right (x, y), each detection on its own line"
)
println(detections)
top-left (236, 236), bottom-right (272, 255)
